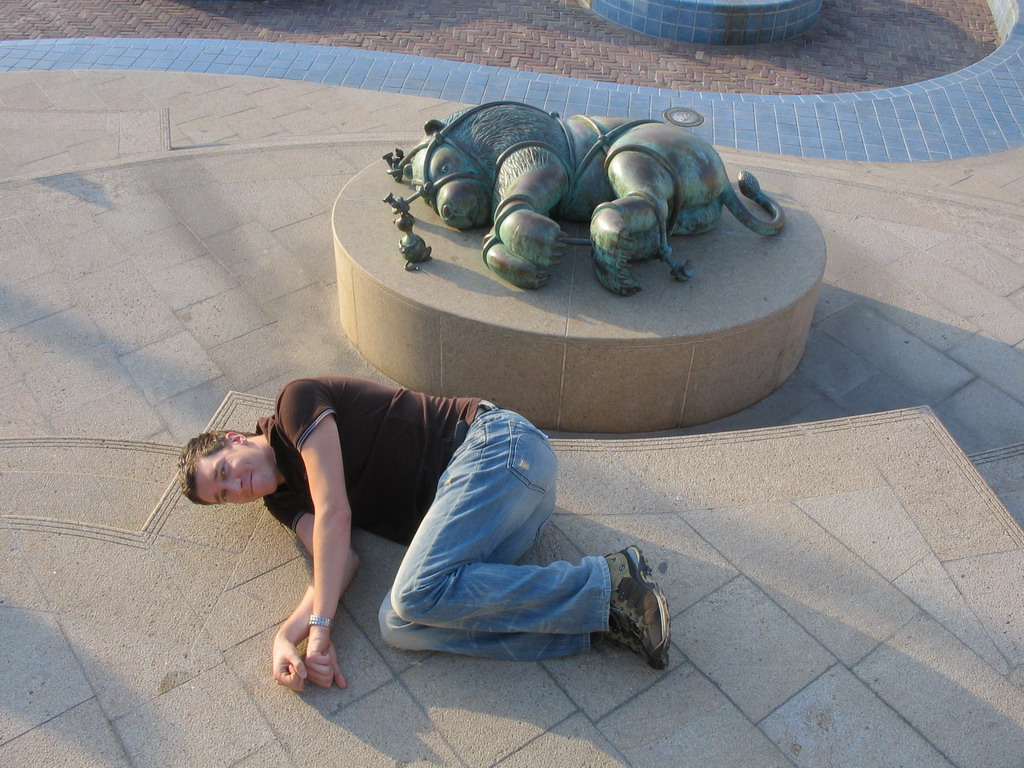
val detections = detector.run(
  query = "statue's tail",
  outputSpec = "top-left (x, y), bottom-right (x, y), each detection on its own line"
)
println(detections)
top-left (723, 171), bottom-right (785, 236)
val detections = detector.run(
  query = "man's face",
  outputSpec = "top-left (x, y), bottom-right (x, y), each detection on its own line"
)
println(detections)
top-left (193, 433), bottom-right (281, 504)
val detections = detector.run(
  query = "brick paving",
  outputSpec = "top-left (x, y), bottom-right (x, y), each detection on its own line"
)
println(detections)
top-left (0, 0), bottom-right (999, 96)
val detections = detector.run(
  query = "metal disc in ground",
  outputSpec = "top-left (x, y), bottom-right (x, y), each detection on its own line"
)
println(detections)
top-left (663, 107), bottom-right (705, 127)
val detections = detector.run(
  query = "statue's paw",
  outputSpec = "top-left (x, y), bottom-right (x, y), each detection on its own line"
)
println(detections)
top-left (596, 230), bottom-right (665, 270)
top-left (497, 209), bottom-right (566, 268)
top-left (592, 249), bottom-right (641, 296)
top-left (591, 204), bottom-right (662, 264)
top-left (485, 242), bottom-right (551, 290)
top-left (593, 228), bottom-right (645, 263)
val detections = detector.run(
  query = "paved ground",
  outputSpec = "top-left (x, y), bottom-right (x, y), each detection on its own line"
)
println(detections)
top-left (0, 71), bottom-right (1023, 766)
top-left (0, 1), bottom-right (1023, 766)
top-left (0, 0), bottom-right (999, 94)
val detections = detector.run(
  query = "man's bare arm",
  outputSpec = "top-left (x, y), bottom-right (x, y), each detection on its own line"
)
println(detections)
top-left (299, 415), bottom-right (355, 688)
top-left (272, 584), bottom-right (314, 691)
top-left (272, 513), bottom-right (360, 691)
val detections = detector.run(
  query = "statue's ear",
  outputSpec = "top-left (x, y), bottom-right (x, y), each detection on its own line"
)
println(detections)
top-left (424, 119), bottom-right (446, 135)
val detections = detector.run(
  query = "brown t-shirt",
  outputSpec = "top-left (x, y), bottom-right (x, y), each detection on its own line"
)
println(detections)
top-left (257, 377), bottom-right (480, 544)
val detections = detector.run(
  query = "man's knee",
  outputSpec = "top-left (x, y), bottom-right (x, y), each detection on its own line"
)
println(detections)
top-left (389, 583), bottom-right (427, 625)
top-left (389, 569), bottom-right (454, 625)
top-left (379, 593), bottom-right (412, 646)
top-left (378, 594), bottom-right (432, 651)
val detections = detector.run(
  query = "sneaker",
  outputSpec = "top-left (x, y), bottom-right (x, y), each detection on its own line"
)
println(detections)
top-left (602, 546), bottom-right (670, 669)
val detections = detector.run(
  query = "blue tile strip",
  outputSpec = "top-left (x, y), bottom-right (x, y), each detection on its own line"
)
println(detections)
top-left (1, 29), bottom-right (1022, 161)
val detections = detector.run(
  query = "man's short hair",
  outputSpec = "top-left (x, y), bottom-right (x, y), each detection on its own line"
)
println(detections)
top-left (177, 431), bottom-right (233, 505)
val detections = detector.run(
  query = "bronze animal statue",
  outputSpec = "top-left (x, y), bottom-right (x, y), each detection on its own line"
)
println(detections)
top-left (384, 101), bottom-right (785, 296)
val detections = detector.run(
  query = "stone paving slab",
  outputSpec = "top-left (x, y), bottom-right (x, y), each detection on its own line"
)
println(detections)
top-left (1, 73), bottom-right (1024, 766)
top-left (3, 396), bottom-right (1021, 766)
top-left (973, 444), bottom-right (1024, 525)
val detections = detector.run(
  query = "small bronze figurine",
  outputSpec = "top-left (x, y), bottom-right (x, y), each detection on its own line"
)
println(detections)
top-left (384, 192), bottom-right (432, 270)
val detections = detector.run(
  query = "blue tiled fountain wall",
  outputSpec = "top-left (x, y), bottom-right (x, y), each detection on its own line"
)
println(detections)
top-left (581, 0), bottom-right (822, 44)
top-left (583, 0), bottom-right (1017, 45)
top-left (989, 0), bottom-right (1019, 36)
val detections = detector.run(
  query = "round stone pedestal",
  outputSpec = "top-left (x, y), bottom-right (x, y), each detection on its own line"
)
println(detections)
top-left (333, 162), bottom-right (825, 433)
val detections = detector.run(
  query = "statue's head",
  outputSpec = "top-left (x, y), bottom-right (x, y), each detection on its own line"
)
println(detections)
top-left (397, 118), bottom-right (492, 229)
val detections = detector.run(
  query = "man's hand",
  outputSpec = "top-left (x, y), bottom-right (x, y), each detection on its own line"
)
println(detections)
top-left (272, 632), bottom-right (308, 691)
top-left (305, 626), bottom-right (347, 689)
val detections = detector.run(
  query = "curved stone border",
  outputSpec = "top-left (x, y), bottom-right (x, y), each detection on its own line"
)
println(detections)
top-left (0, 24), bottom-right (1021, 162)
top-left (581, 0), bottom-right (821, 45)
top-left (0, 437), bottom-right (181, 546)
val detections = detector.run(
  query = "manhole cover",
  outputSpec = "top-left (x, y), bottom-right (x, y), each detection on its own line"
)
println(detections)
top-left (663, 107), bottom-right (705, 127)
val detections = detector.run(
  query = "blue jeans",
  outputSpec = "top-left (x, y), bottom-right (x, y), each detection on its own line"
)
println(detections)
top-left (378, 409), bottom-right (611, 660)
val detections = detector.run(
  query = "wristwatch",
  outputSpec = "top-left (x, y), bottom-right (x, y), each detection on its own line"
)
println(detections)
top-left (308, 614), bottom-right (332, 628)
